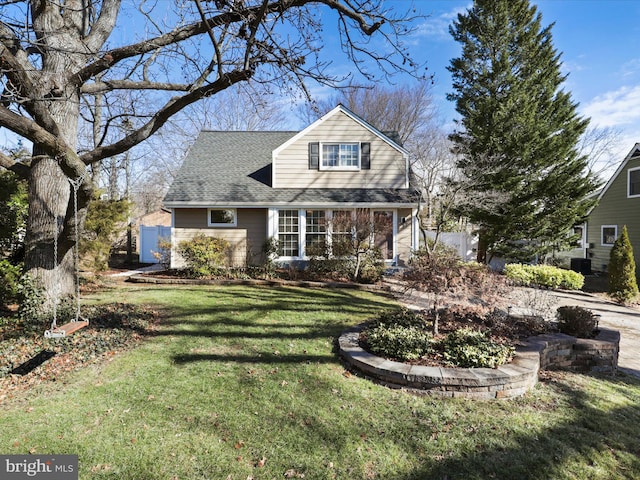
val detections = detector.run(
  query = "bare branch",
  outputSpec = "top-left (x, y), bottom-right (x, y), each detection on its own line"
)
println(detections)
top-left (81, 79), bottom-right (191, 94)
top-left (0, 149), bottom-right (29, 178)
top-left (79, 67), bottom-right (253, 164)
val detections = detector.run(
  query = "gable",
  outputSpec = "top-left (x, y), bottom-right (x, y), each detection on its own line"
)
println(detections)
top-left (272, 105), bottom-right (409, 189)
top-left (596, 143), bottom-right (640, 203)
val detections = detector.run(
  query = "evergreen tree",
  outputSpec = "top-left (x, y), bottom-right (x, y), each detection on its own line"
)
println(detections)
top-left (447, 0), bottom-right (599, 263)
top-left (608, 225), bottom-right (638, 303)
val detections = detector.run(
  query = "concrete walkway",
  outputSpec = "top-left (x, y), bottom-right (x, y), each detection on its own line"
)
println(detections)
top-left (550, 290), bottom-right (640, 379)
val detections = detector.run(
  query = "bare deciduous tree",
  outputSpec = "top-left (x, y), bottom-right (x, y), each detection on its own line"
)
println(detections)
top-left (0, 0), bottom-right (423, 308)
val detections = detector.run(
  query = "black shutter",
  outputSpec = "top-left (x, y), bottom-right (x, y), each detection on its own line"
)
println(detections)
top-left (361, 142), bottom-right (371, 169)
top-left (308, 142), bottom-right (319, 169)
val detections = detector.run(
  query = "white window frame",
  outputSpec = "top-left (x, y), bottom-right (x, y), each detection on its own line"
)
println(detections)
top-left (601, 225), bottom-right (618, 247)
top-left (207, 208), bottom-right (237, 227)
top-left (319, 142), bottom-right (361, 171)
top-left (277, 209), bottom-right (301, 258)
top-left (268, 208), bottom-right (399, 263)
top-left (628, 167), bottom-right (640, 198)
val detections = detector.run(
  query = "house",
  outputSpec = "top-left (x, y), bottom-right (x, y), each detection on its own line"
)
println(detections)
top-left (585, 143), bottom-right (640, 273)
top-left (163, 105), bottom-right (420, 270)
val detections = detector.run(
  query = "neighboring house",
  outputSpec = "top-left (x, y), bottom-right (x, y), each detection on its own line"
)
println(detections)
top-left (585, 143), bottom-right (640, 273)
top-left (163, 105), bottom-right (420, 269)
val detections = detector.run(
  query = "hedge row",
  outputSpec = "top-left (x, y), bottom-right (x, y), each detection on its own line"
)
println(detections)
top-left (504, 263), bottom-right (584, 290)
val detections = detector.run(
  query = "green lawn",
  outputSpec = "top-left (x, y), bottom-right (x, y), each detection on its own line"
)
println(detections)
top-left (2, 284), bottom-right (640, 479)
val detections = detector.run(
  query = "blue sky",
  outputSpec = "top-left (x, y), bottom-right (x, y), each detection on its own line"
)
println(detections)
top-left (397, 0), bottom-right (640, 164)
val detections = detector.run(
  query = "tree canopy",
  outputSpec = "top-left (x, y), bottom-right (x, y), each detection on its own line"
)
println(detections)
top-left (447, 0), bottom-right (600, 263)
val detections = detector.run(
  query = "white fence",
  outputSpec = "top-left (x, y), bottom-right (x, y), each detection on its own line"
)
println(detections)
top-left (139, 225), bottom-right (171, 264)
top-left (423, 231), bottom-right (478, 262)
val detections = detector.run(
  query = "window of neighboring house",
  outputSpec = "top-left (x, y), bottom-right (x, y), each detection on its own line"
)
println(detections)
top-left (321, 143), bottom-right (359, 169)
top-left (629, 167), bottom-right (640, 197)
top-left (208, 208), bottom-right (237, 227)
top-left (573, 226), bottom-right (584, 248)
top-left (601, 225), bottom-right (617, 247)
top-left (305, 210), bottom-right (327, 255)
top-left (278, 209), bottom-right (299, 257)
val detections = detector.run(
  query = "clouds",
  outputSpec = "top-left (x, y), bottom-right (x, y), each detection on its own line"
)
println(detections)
top-left (582, 85), bottom-right (640, 128)
top-left (413, 3), bottom-right (470, 41)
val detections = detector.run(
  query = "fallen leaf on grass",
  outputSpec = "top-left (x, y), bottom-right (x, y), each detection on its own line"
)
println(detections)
top-left (234, 441), bottom-right (244, 449)
top-left (284, 468), bottom-right (305, 478)
top-left (256, 456), bottom-right (266, 468)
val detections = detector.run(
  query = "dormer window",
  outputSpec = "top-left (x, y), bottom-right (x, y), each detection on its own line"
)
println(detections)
top-left (322, 143), bottom-right (359, 169)
top-left (308, 142), bottom-right (370, 170)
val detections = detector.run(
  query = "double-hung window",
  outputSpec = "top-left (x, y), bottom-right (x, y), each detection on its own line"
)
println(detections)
top-left (321, 143), bottom-right (359, 169)
top-left (601, 225), bottom-right (617, 247)
top-left (278, 210), bottom-right (299, 257)
top-left (305, 210), bottom-right (327, 255)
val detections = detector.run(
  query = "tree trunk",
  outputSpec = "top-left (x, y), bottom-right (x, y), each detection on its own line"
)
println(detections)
top-left (23, 7), bottom-right (85, 316)
top-left (24, 158), bottom-right (75, 316)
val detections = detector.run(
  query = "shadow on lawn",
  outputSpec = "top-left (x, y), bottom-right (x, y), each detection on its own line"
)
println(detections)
top-left (394, 374), bottom-right (640, 480)
top-left (144, 285), bottom-right (391, 339)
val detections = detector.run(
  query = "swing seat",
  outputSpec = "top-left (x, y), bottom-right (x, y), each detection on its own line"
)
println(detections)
top-left (44, 320), bottom-right (89, 338)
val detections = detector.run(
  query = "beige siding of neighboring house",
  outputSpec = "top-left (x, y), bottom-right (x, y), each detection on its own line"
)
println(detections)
top-left (274, 111), bottom-right (407, 189)
top-left (397, 208), bottom-right (414, 266)
top-left (587, 156), bottom-right (640, 273)
top-left (172, 208), bottom-right (267, 268)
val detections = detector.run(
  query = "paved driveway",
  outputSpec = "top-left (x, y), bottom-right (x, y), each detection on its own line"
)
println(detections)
top-left (551, 291), bottom-right (640, 379)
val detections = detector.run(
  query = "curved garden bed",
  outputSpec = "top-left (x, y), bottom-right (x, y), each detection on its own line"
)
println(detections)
top-left (338, 324), bottom-right (620, 400)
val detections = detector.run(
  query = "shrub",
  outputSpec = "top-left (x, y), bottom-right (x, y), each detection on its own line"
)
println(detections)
top-left (405, 244), bottom-right (461, 292)
top-left (177, 234), bottom-right (230, 278)
top-left (504, 263), bottom-right (584, 290)
top-left (80, 198), bottom-right (131, 272)
top-left (556, 306), bottom-right (598, 338)
top-left (152, 237), bottom-right (172, 270)
top-left (439, 328), bottom-right (515, 368)
top-left (608, 225), bottom-right (638, 303)
top-left (364, 324), bottom-right (433, 361)
top-left (0, 260), bottom-right (21, 307)
top-left (371, 307), bottom-right (428, 329)
top-left (357, 247), bottom-right (386, 284)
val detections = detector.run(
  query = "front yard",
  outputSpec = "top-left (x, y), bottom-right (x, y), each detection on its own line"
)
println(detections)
top-left (1, 284), bottom-right (640, 479)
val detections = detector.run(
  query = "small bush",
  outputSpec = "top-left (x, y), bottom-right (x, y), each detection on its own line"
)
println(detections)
top-left (556, 306), bottom-right (598, 338)
top-left (357, 248), bottom-right (385, 284)
top-left (177, 234), bottom-right (230, 278)
top-left (364, 324), bottom-right (433, 361)
top-left (504, 263), bottom-right (584, 290)
top-left (439, 328), bottom-right (514, 368)
top-left (152, 237), bottom-right (172, 270)
top-left (372, 307), bottom-right (428, 329)
top-left (0, 260), bottom-right (21, 306)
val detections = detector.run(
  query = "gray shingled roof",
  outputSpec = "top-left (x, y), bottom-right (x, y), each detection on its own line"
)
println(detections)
top-left (164, 130), bottom-right (418, 207)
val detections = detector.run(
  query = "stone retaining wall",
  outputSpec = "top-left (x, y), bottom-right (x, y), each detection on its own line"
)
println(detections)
top-left (338, 326), bottom-right (620, 400)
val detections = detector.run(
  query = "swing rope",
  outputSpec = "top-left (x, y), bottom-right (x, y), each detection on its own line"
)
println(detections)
top-left (44, 174), bottom-right (89, 339)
